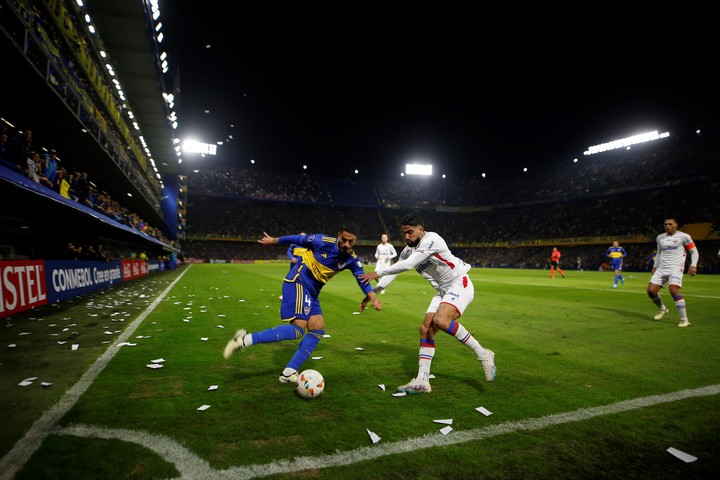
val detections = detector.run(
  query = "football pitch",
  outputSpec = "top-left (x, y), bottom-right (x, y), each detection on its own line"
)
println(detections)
top-left (1, 264), bottom-right (719, 479)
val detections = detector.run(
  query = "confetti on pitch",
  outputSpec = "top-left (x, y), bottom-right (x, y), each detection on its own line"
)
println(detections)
top-left (475, 406), bottom-right (493, 416)
top-left (667, 447), bottom-right (697, 463)
top-left (366, 428), bottom-right (381, 444)
top-left (18, 377), bottom-right (38, 387)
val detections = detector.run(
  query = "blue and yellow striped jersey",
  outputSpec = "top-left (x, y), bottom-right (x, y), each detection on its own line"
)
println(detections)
top-left (606, 246), bottom-right (627, 259)
top-left (279, 234), bottom-right (373, 297)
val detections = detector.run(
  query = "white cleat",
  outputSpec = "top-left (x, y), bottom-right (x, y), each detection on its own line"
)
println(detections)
top-left (677, 320), bottom-right (691, 328)
top-left (223, 329), bottom-right (247, 359)
top-left (480, 349), bottom-right (496, 382)
top-left (397, 378), bottom-right (432, 394)
top-left (653, 309), bottom-right (669, 321)
top-left (279, 368), bottom-right (298, 384)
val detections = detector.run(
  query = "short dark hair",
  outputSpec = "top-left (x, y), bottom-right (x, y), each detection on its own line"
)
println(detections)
top-left (401, 213), bottom-right (424, 228)
top-left (340, 221), bottom-right (360, 236)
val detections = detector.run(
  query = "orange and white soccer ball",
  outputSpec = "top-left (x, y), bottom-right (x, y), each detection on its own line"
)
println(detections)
top-left (295, 369), bottom-right (325, 399)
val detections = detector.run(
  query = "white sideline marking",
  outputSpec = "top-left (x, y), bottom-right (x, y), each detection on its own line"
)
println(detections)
top-left (55, 384), bottom-right (720, 480)
top-left (0, 267), bottom-right (192, 480)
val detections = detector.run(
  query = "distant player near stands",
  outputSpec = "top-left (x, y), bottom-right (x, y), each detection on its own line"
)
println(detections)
top-left (647, 218), bottom-right (699, 327)
top-left (550, 247), bottom-right (565, 278)
top-left (606, 241), bottom-right (627, 288)
top-left (371, 233), bottom-right (398, 295)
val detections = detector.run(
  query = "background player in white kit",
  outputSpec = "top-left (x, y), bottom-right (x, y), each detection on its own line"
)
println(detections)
top-left (647, 218), bottom-right (699, 327)
top-left (360, 213), bottom-right (496, 393)
top-left (373, 233), bottom-right (398, 295)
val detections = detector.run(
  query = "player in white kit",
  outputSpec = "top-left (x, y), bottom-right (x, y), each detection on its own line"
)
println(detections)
top-left (360, 213), bottom-right (496, 393)
top-left (372, 233), bottom-right (398, 295)
top-left (647, 218), bottom-right (699, 327)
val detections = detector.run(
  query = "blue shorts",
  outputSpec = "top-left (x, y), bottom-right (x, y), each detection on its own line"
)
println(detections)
top-left (280, 280), bottom-right (322, 321)
top-left (611, 259), bottom-right (623, 271)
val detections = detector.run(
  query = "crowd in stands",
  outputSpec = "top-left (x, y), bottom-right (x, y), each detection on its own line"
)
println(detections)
top-left (1, 119), bottom-right (174, 253)
top-left (182, 130), bottom-right (720, 273)
top-left (0, 1), bottom-right (164, 208)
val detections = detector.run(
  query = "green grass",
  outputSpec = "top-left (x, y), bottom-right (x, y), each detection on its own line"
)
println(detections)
top-left (1, 265), bottom-right (719, 479)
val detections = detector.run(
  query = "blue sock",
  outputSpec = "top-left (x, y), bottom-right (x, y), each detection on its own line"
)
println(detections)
top-left (614, 274), bottom-right (619, 285)
top-left (287, 329), bottom-right (324, 370)
top-left (252, 324), bottom-right (304, 344)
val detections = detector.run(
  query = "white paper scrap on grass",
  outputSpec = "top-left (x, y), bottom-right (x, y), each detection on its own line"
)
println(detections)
top-left (18, 377), bottom-right (38, 386)
top-left (392, 392), bottom-right (407, 397)
top-left (366, 428), bottom-right (381, 444)
top-left (323, 334), bottom-right (331, 338)
top-left (18, 332), bottom-right (31, 336)
top-left (147, 363), bottom-right (164, 369)
top-left (151, 358), bottom-right (165, 363)
top-left (8, 344), bottom-right (16, 348)
top-left (197, 405), bottom-right (211, 411)
top-left (41, 382), bottom-right (52, 387)
top-left (355, 347), bottom-right (364, 351)
top-left (312, 356), bottom-right (323, 360)
top-left (71, 344), bottom-right (79, 351)
top-left (667, 447), bottom-right (697, 463)
top-left (434, 419), bottom-right (453, 425)
top-left (217, 314), bottom-right (226, 317)
top-left (439, 426), bottom-right (453, 435)
top-left (117, 342), bottom-right (137, 347)
top-left (429, 374), bottom-right (436, 379)
top-left (475, 406), bottom-right (493, 416)
top-left (183, 319), bottom-right (190, 323)
top-left (58, 341), bottom-right (67, 345)
top-left (207, 385), bottom-right (218, 391)
top-left (217, 325), bottom-right (225, 328)
top-left (378, 384), bottom-right (386, 391)
top-left (201, 337), bottom-right (209, 341)
top-left (352, 311), bottom-right (361, 315)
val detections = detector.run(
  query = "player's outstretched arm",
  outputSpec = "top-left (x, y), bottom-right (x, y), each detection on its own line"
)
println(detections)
top-left (259, 232), bottom-right (278, 245)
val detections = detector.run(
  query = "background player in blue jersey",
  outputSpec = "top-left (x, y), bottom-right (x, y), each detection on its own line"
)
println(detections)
top-left (223, 222), bottom-right (382, 383)
top-left (606, 240), bottom-right (627, 288)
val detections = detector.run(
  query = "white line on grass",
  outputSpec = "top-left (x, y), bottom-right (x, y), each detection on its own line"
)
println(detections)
top-left (54, 384), bottom-right (720, 480)
top-left (0, 266), bottom-right (192, 480)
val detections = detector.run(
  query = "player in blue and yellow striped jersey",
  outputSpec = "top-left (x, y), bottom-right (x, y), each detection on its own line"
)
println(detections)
top-left (606, 240), bottom-right (627, 288)
top-left (223, 222), bottom-right (382, 384)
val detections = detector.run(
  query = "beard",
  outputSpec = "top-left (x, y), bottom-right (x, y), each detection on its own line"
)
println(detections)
top-left (406, 237), bottom-right (420, 248)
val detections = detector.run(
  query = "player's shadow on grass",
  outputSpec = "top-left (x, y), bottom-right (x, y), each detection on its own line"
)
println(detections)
top-left (594, 306), bottom-right (675, 324)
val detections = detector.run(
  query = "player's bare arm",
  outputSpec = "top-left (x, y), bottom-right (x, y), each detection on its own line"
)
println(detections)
top-left (258, 232), bottom-right (278, 245)
top-left (359, 271), bottom-right (379, 284)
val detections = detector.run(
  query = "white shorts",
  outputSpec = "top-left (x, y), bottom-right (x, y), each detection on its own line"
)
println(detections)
top-left (649, 266), bottom-right (684, 288)
top-left (426, 275), bottom-right (474, 316)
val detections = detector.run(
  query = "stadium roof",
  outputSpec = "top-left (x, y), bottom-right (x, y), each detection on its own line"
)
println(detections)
top-left (84, 0), bottom-right (180, 180)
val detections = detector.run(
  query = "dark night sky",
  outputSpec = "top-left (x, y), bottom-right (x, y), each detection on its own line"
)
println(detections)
top-left (164, 4), bottom-right (719, 181)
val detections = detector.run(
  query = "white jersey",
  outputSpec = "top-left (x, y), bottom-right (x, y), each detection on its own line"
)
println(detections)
top-left (381, 231), bottom-right (471, 291)
top-left (374, 243), bottom-right (397, 270)
top-left (654, 230), bottom-right (698, 270)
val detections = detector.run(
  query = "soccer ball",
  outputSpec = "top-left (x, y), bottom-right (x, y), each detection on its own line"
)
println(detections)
top-left (295, 369), bottom-right (325, 399)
